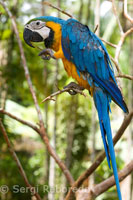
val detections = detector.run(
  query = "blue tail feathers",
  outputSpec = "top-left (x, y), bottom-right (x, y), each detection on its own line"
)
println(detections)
top-left (93, 87), bottom-right (122, 200)
top-left (91, 74), bottom-right (129, 114)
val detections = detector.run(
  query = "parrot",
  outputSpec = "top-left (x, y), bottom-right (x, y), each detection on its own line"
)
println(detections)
top-left (23, 16), bottom-right (128, 200)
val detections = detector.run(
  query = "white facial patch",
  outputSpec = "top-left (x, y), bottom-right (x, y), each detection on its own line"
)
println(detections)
top-left (34, 26), bottom-right (50, 40)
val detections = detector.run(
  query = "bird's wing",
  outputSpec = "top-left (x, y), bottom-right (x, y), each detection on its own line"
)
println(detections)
top-left (61, 19), bottom-right (128, 113)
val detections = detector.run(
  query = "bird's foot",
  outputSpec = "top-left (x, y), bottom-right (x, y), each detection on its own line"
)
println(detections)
top-left (63, 82), bottom-right (84, 95)
top-left (38, 48), bottom-right (56, 60)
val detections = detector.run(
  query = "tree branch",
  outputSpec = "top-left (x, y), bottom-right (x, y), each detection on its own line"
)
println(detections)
top-left (0, 0), bottom-right (74, 185)
top-left (112, 0), bottom-right (124, 35)
top-left (65, 110), bottom-right (133, 200)
top-left (109, 56), bottom-right (133, 80)
top-left (92, 160), bottom-right (133, 197)
top-left (0, 108), bottom-right (39, 132)
top-left (0, 121), bottom-right (42, 200)
top-left (116, 74), bottom-right (133, 80)
top-left (110, 55), bottom-right (122, 74)
top-left (76, 161), bottom-right (133, 200)
top-left (100, 38), bottom-right (117, 48)
top-left (0, 0), bottom-right (43, 127)
top-left (42, 87), bottom-right (87, 103)
top-left (0, 108), bottom-right (74, 185)
top-left (124, 0), bottom-right (133, 24)
top-left (42, 1), bottom-right (74, 18)
top-left (111, 1), bottom-right (133, 80)
top-left (94, 24), bottom-right (99, 34)
top-left (115, 27), bottom-right (133, 62)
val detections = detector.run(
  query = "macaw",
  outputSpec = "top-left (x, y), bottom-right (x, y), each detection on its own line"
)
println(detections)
top-left (23, 16), bottom-right (128, 200)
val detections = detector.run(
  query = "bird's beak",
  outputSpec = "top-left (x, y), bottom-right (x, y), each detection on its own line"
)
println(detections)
top-left (23, 28), bottom-right (43, 48)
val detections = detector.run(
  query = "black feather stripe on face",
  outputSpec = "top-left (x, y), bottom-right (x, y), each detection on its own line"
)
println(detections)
top-left (44, 28), bottom-right (54, 48)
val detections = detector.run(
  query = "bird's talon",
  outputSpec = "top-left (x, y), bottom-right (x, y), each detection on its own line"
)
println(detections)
top-left (64, 82), bottom-right (84, 90)
top-left (38, 49), bottom-right (56, 60)
top-left (68, 90), bottom-right (77, 95)
top-left (41, 55), bottom-right (51, 60)
top-left (63, 82), bottom-right (84, 96)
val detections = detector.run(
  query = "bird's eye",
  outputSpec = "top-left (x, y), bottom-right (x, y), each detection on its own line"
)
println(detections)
top-left (36, 21), bottom-right (40, 25)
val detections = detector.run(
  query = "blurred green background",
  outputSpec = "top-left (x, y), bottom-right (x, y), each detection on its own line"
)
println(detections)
top-left (0, 0), bottom-right (132, 200)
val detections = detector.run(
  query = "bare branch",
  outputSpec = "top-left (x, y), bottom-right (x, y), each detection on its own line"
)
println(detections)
top-left (110, 55), bottom-right (122, 74)
top-left (76, 161), bottom-right (133, 200)
top-left (0, 0), bottom-right (74, 185)
top-left (110, 56), bottom-right (133, 80)
top-left (0, 108), bottom-right (74, 185)
top-left (112, 0), bottom-right (124, 35)
top-left (116, 74), bottom-right (133, 80)
top-left (65, 111), bottom-right (133, 200)
top-left (42, 87), bottom-right (87, 103)
top-left (0, 0), bottom-right (44, 127)
top-left (100, 38), bottom-right (117, 48)
top-left (94, 24), bottom-right (99, 34)
top-left (124, 0), bottom-right (133, 24)
top-left (93, 161), bottom-right (133, 197)
top-left (0, 108), bottom-right (39, 132)
top-left (0, 121), bottom-right (42, 200)
top-left (42, 1), bottom-right (74, 18)
top-left (115, 27), bottom-right (133, 62)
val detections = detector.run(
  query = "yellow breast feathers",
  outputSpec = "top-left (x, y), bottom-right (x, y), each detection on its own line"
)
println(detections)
top-left (46, 21), bottom-right (92, 94)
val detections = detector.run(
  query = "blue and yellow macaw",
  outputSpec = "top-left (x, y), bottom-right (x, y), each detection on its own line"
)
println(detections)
top-left (23, 16), bottom-right (128, 199)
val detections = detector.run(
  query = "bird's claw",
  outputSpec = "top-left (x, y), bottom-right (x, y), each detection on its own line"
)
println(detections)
top-left (38, 49), bottom-right (56, 60)
top-left (63, 82), bottom-right (84, 95)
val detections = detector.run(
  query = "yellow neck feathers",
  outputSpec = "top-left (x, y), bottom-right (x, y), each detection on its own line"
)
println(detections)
top-left (46, 21), bottom-right (62, 52)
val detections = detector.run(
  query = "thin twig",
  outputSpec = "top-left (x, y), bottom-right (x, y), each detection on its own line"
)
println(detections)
top-left (124, 0), bottom-right (133, 24)
top-left (110, 55), bottom-right (122, 74)
top-left (65, 110), bottom-right (133, 200)
top-left (0, 108), bottom-right (39, 132)
top-left (0, 0), bottom-right (74, 185)
top-left (112, 0), bottom-right (124, 35)
top-left (116, 74), bottom-right (133, 80)
top-left (76, 161), bottom-right (133, 199)
top-left (115, 27), bottom-right (133, 62)
top-left (0, 121), bottom-right (42, 200)
top-left (94, 24), bottom-right (99, 34)
top-left (100, 38), bottom-right (117, 48)
top-left (42, 1), bottom-right (74, 18)
top-left (110, 55), bottom-right (133, 81)
top-left (42, 87), bottom-right (87, 103)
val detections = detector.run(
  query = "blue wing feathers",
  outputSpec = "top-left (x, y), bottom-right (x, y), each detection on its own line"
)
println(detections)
top-left (96, 49), bottom-right (103, 58)
top-left (62, 19), bottom-right (128, 113)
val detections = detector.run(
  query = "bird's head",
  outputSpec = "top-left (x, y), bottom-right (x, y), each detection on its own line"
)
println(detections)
top-left (23, 16), bottom-right (64, 48)
top-left (23, 18), bottom-right (51, 48)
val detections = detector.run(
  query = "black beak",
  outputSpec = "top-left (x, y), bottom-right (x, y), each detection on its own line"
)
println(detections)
top-left (23, 28), bottom-right (44, 48)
